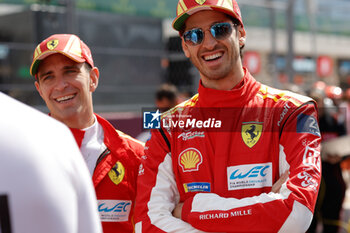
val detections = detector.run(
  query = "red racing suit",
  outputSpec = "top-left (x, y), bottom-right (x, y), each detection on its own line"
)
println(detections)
top-left (135, 69), bottom-right (321, 233)
top-left (71, 114), bottom-right (144, 233)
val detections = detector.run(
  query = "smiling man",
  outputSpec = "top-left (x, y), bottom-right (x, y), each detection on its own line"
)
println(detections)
top-left (31, 34), bottom-right (144, 233)
top-left (135, 1), bottom-right (321, 232)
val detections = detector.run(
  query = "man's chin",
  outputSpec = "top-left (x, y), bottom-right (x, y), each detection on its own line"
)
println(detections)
top-left (202, 71), bottom-right (227, 81)
top-left (50, 110), bottom-right (77, 122)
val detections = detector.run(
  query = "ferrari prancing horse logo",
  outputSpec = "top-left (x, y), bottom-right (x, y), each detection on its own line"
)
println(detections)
top-left (195, 0), bottom-right (206, 5)
top-left (241, 122), bottom-right (263, 148)
top-left (108, 161), bottom-right (125, 185)
top-left (47, 39), bottom-right (59, 50)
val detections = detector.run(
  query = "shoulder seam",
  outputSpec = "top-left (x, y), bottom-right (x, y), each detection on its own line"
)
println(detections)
top-left (116, 129), bottom-right (145, 147)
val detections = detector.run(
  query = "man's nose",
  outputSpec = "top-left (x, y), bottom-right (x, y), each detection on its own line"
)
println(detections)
top-left (202, 30), bottom-right (217, 50)
top-left (54, 77), bottom-right (68, 91)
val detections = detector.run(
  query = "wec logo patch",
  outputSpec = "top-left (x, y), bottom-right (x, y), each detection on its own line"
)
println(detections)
top-left (98, 200), bottom-right (131, 222)
top-left (227, 163), bottom-right (272, 190)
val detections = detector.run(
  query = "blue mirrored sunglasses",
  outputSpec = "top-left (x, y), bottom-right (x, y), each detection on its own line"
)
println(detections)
top-left (183, 22), bottom-right (237, 46)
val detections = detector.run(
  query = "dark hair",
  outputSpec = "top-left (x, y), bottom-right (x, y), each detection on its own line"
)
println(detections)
top-left (84, 62), bottom-right (93, 71)
top-left (156, 83), bottom-right (178, 103)
top-left (230, 17), bottom-right (245, 58)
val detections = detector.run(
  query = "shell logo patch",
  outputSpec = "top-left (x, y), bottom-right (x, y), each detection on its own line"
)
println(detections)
top-left (108, 161), bottom-right (125, 186)
top-left (46, 39), bottom-right (59, 50)
top-left (241, 122), bottom-right (263, 148)
top-left (195, 0), bottom-right (206, 5)
top-left (178, 148), bottom-right (203, 172)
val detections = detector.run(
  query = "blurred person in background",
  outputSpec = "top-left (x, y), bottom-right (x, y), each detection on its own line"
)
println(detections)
top-left (307, 83), bottom-right (348, 233)
top-left (30, 34), bottom-right (144, 233)
top-left (0, 92), bottom-right (102, 233)
top-left (339, 88), bottom-right (350, 135)
top-left (155, 83), bottom-right (179, 112)
top-left (135, 0), bottom-right (321, 232)
top-left (325, 85), bottom-right (344, 121)
top-left (137, 83), bottom-right (179, 142)
top-left (281, 82), bottom-right (307, 96)
top-left (177, 89), bottom-right (193, 103)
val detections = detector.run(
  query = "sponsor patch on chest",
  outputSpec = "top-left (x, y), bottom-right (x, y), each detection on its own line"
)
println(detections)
top-left (108, 161), bottom-right (125, 185)
top-left (178, 148), bottom-right (203, 172)
top-left (183, 182), bottom-right (211, 192)
top-left (241, 122), bottom-right (263, 148)
top-left (98, 200), bottom-right (131, 222)
top-left (227, 163), bottom-right (272, 190)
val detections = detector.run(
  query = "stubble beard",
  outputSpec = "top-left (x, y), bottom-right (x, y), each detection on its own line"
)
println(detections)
top-left (190, 49), bottom-right (240, 81)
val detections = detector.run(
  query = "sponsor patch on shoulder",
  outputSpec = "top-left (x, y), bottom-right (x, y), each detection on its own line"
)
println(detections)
top-left (98, 200), bottom-right (131, 222)
top-left (303, 146), bottom-right (321, 172)
top-left (183, 182), bottom-right (211, 193)
top-left (297, 114), bottom-right (321, 136)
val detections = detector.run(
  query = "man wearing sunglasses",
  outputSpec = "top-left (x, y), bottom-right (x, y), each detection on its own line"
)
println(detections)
top-left (30, 34), bottom-right (144, 233)
top-left (135, 0), bottom-right (321, 232)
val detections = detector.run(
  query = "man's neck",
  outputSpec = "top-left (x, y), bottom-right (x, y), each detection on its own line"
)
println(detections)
top-left (201, 69), bottom-right (245, 91)
top-left (59, 114), bottom-right (96, 130)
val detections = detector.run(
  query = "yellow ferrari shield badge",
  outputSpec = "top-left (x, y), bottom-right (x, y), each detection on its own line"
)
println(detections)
top-left (195, 0), bottom-right (206, 5)
top-left (108, 161), bottom-right (125, 186)
top-left (46, 39), bottom-right (59, 50)
top-left (241, 122), bottom-right (263, 148)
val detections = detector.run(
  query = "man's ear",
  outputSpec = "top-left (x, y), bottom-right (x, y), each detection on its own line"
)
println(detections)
top-left (238, 25), bottom-right (246, 47)
top-left (181, 39), bottom-right (191, 58)
top-left (34, 81), bottom-right (44, 98)
top-left (89, 67), bottom-right (99, 92)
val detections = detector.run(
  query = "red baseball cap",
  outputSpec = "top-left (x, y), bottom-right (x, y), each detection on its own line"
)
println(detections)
top-left (172, 0), bottom-right (245, 34)
top-left (30, 34), bottom-right (94, 76)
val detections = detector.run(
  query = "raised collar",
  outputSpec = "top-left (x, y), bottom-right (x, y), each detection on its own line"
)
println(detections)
top-left (197, 68), bottom-right (261, 108)
top-left (69, 115), bottom-right (99, 148)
